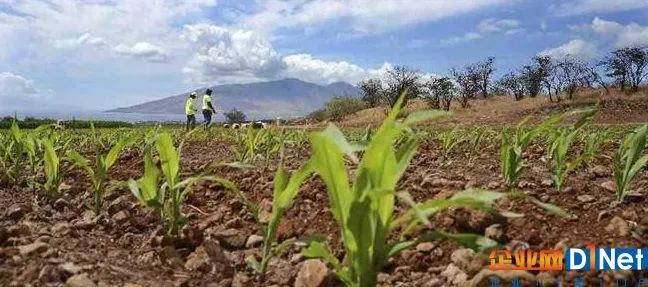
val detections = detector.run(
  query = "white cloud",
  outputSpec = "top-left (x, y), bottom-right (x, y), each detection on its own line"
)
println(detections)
top-left (505, 28), bottom-right (526, 35)
top-left (113, 42), bottom-right (169, 63)
top-left (478, 18), bottom-right (520, 32)
top-left (550, 0), bottom-right (648, 16)
top-left (180, 24), bottom-right (396, 85)
top-left (539, 39), bottom-right (598, 60)
top-left (0, 72), bottom-right (40, 96)
top-left (441, 32), bottom-right (483, 46)
top-left (541, 21), bottom-right (548, 31)
top-left (236, 0), bottom-right (511, 35)
top-left (590, 17), bottom-right (648, 48)
top-left (53, 33), bottom-right (107, 49)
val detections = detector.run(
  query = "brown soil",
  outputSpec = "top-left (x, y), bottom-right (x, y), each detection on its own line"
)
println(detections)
top-left (1, 130), bottom-right (648, 287)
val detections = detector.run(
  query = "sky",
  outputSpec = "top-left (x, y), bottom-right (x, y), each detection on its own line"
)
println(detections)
top-left (1, 0), bottom-right (648, 112)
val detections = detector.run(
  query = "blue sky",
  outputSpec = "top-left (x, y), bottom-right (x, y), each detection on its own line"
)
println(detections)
top-left (1, 0), bottom-right (648, 112)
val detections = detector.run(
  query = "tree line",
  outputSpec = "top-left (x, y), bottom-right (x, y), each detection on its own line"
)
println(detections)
top-left (358, 46), bottom-right (648, 111)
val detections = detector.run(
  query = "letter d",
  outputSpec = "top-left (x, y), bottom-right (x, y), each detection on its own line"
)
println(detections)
top-left (567, 249), bottom-right (587, 270)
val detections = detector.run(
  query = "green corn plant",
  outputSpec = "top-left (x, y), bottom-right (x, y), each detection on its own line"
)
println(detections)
top-left (549, 109), bottom-right (597, 191)
top-left (613, 125), bottom-right (648, 202)
top-left (68, 135), bottom-right (136, 214)
top-left (579, 132), bottom-right (606, 167)
top-left (0, 138), bottom-right (19, 184)
top-left (41, 138), bottom-right (64, 197)
top-left (301, 91), bottom-right (527, 287)
top-left (467, 127), bottom-right (487, 164)
top-left (501, 114), bottom-right (563, 187)
top-left (438, 128), bottom-right (465, 160)
top-left (245, 160), bottom-right (316, 279)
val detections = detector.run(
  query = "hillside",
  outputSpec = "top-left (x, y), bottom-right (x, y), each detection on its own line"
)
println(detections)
top-left (108, 78), bottom-right (359, 119)
top-left (338, 88), bottom-right (648, 127)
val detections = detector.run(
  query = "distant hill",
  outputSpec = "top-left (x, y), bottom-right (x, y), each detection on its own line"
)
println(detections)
top-left (107, 78), bottom-right (360, 119)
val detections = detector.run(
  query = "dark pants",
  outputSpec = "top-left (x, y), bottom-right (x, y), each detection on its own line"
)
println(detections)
top-left (186, 114), bottom-right (196, 131)
top-left (202, 109), bottom-right (212, 128)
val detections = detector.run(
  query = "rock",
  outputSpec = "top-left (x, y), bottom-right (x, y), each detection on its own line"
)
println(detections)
top-left (295, 259), bottom-right (329, 287)
top-left (577, 195), bottom-right (595, 203)
top-left (517, 180), bottom-right (536, 189)
top-left (450, 248), bottom-right (486, 277)
top-left (212, 229), bottom-right (247, 249)
top-left (5, 204), bottom-right (24, 220)
top-left (601, 181), bottom-right (616, 193)
top-left (53, 198), bottom-right (70, 212)
top-left (439, 264), bottom-right (467, 286)
top-left (605, 216), bottom-right (630, 237)
top-left (424, 277), bottom-right (443, 287)
top-left (51, 222), bottom-right (72, 237)
top-left (258, 199), bottom-right (272, 224)
top-left (623, 190), bottom-right (644, 203)
top-left (58, 262), bottom-right (82, 275)
top-left (432, 248), bottom-right (444, 258)
top-left (467, 269), bottom-right (535, 287)
top-left (232, 273), bottom-right (252, 287)
top-left (19, 242), bottom-right (49, 256)
top-left (245, 235), bottom-right (263, 248)
top-left (112, 210), bottom-right (130, 223)
top-left (589, 165), bottom-right (609, 178)
top-left (65, 273), bottom-right (97, 287)
top-left (484, 224), bottom-right (505, 242)
top-left (540, 195), bottom-right (550, 202)
top-left (540, 179), bottom-right (553, 187)
top-left (487, 181), bottom-right (500, 189)
top-left (415, 242), bottom-right (435, 252)
top-left (184, 246), bottom-right (212, 272)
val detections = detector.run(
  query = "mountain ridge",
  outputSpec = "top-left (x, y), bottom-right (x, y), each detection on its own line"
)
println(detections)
top-left (107, 78), bottom-right (360, 119)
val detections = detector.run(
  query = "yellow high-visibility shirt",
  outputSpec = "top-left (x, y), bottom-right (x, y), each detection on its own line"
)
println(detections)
top-left (185, 98), bottom-right (195, 115)
top-left (202, 95), bottom-right (213, 111)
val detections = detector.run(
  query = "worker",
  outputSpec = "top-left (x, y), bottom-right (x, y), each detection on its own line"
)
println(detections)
top-left (202, 88), bottom-right (216, 129)
top-left (185, 92), bottom-right (197, 131)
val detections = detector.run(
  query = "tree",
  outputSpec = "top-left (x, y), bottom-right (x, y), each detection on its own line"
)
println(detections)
top-left (224, 108), bottom-right (246, 124)
top-left (383, 66), bottom-right (422, 107)
top-left (475, 57), bottom-right (496, 99)
top-left (423, 77), bottom-right (455, 111)
top-left (555, 57), bottom-right (590, 100)
top-left (324, 95), bottom-right (366, 121)
top-left (497, 72), bottom-right (525, 101)
top-left (451, 67), bottom-right (479, 108)
top-left (603, 47), bottom-right (648, 92)
top-left (359, 78), bottom-right (384, 108)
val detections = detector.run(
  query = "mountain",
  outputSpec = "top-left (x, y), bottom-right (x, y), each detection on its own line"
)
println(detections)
top-left (107, 78), bottom-right (360, 119)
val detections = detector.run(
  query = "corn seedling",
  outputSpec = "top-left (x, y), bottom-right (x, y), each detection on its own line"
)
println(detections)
top-left (41, 137), bottom-right (64, 197)
top-left (301, 92), bottom-right (527, 287)
top-left (438, 128), bottom-right (465, 160)
top-left (68, 135), bottom-right (136, 214)
top-left (467, 127), bottom-right (487, 165)
top-left (613, 125), bottom-right (648, 202)
top-left (501, 114), bottom-right (562, 187)
top-left (245, 160), bottom-right (316, 279)
top-left (549, 109), bottom-right (597, 191)
top-left (579, 132), bottom-right (605, 167)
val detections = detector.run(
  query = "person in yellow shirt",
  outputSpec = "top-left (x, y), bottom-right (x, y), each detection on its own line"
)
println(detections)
top-left (202, 88), bottom-right (216, 129)
top-left (185, 92), bottom-right (197, 131)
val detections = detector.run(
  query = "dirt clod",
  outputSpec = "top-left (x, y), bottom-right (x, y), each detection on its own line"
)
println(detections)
top-left (605, 216), bottom-right (630, 237)
top-left (295, 259), bottom-right (329, 287)
top-left (65, 273), bottom-right (96, 287)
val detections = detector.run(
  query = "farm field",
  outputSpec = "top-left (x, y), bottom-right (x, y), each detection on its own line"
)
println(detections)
top-left (1, 96), bottom-right (648, 287)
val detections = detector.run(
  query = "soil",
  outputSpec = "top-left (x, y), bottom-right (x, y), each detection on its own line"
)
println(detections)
top-left (2, 115), bottom-right (648, 286)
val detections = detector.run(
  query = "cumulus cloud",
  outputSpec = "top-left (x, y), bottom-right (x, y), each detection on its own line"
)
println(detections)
top-left (539, 39), bottom-right (598, 60)
top-left (590, 17), bottom-right (648, 48)
top-left (0, 72), bottom-right (40, 96)
top-left (478, 18), bottom-right (520, 32)
top-left (113, 42), bottom-right (169, 63)
top-left (550, 0), bottom-right (648, 16)
top-left (236, 0), bottom-right (511, 35)
top-left (53, 33), bottom-right (108, 49)
top-left (180, 24), bottom-right (396, 85)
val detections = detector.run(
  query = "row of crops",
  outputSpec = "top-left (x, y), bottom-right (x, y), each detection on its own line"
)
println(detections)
top-left (1, 94), bottom-right (647, 286)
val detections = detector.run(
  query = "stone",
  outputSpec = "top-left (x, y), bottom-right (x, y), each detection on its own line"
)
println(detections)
top-left (601, 181), bottom-right (616, 193)
top-left (415, 242), bottom-right (435, 252)
top-left (540, 179), bottom-right (553, 187)
top-left (439, 264), bottom-right (467, 286)
top-left (212, 229), bottom-right (247, 249)
top-left (577, 195), bottom-right (595, 203)
top-left (19, 242), bottom-right (49, 256)
top-left (245, 235), bottom-right (263, 248)
top-left (51, 222), bottom-right (72, 237)
top-left (605, 216), bottom-right (630, 237)
top-left (5, 204), bottom-right (24, 221)
top-left (184, 246), bottom-right (212, 272)
top-left (487, 181), bottom-right (500, 189)
top-left (517, 180), bottom-right (536, 189)
top-left (484, 224), bottom-right (505, 242)
top-left (589, 165), bottom-right (609, 178)
top-left (65, 273), bottom-right (97, 287)
top-left (467, 269), bottom-right (535, 287)
top-left (112, 210), bottom-right (129, 223)
top-left (58, 262), bottom-right (82, 275)
top-left (295, 259), bottom-right (329, 287)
